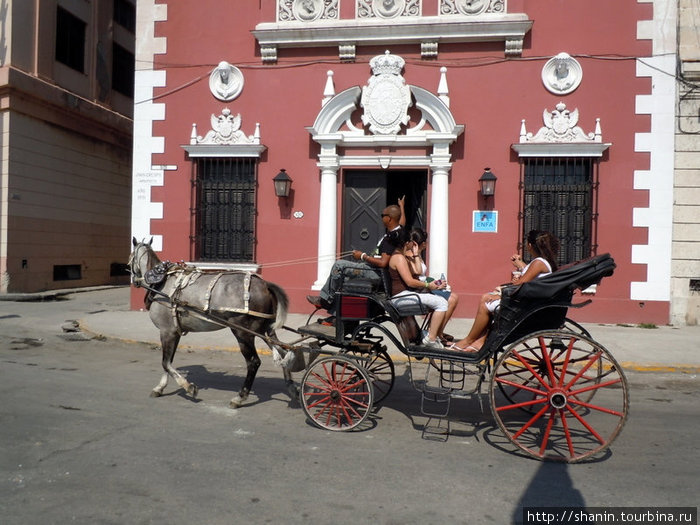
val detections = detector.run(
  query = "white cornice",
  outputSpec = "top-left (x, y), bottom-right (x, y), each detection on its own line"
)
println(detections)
top-left (253, 14), bottom-right (532, 61)
top-left (512, 143), bottom-right (611, 158)
top-left (182, 144), bottom-right (267, 158)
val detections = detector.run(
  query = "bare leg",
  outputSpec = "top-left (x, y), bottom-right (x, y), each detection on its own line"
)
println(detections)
top-left (454, 292), bottom-right (496, 349)
top-left (438, 293), bottom-right (459, 337)
top-left (428, 311), bottom-right (446, 341)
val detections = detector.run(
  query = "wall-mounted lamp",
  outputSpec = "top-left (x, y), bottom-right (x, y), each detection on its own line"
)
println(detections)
top-left (273, 169), bottom-right (292, 198)
top-left (479, 167), bottom-right (497, 197)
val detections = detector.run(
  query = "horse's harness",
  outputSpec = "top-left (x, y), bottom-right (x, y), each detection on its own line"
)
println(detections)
top-left (130, 246), bottom-right (276, 335)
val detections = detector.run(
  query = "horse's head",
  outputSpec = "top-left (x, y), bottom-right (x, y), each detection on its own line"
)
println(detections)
top-left (128, 237), bottom-right (160, 286)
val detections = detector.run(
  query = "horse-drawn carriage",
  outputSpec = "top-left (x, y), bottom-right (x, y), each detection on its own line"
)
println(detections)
top-left (130, 239), bottom-right (628, 463)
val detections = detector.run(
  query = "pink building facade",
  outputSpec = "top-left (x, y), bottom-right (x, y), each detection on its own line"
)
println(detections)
top-left (132, 0), bottom-right (677, 324)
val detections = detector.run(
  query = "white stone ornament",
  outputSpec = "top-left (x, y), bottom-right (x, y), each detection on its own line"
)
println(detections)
top-left (209, 61), bottom-right (244, 101)
top-left (194, 109), bottom-right (258, 145)
top-left (372, 0), bottom-right (405, 18)
top-left (361, 51), bottom-right (412, 135)
top-left (440, 0), bottom-right (504, 15)
top-left (292, 0), bottom-right (323, 21)
top-left (541, 52), bottom-right (582, 95)
top-left (522, 103), bottom-right (599, 143)
top-left (456, 0), bottom-right (489, 15)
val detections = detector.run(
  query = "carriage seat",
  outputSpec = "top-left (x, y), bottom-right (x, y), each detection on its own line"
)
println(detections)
top-left (376, 268), bottom-right (434, 345)
top-left (485, 253), bottom-right (616, 348)
top-left (507, 253), bottom-right (616, 303)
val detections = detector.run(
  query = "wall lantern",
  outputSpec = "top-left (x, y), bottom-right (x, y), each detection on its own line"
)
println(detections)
top-left (273, 169), bottom-right (292, 198)
top-left (479, 167), bottom-right (497, 197)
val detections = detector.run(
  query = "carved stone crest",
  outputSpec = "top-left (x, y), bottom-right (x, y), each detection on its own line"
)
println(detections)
top-left (209, 61), bottom-right (244, 101)
top-left (521, 103), bottom-right (600, 143)
top-left (360, 51), bottom-right (412, 135)
top-left (195, 109), bottom-right (257, 145)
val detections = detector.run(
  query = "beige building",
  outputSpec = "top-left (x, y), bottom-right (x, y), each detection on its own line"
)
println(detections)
top-left (675, 0), bottom-right (700, 324)
top-left (0, 0), bottom-right (133, 293)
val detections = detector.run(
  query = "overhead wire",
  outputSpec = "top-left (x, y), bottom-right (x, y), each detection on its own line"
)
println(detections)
top-left (134, 51), bottom-right (695, 106)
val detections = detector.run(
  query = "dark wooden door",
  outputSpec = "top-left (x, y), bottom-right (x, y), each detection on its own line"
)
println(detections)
top-left (342, 171), bottom-right (387, 255)
top-left (342, 169), bottom-right (427, 255)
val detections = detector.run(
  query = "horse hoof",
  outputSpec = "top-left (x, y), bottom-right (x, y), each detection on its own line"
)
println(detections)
top-left (229, 397), bottom-right (242, 409)
top-left (150, 390), bottom-right (162, 398)
top-left (187, 384), bottom-right (198, 398)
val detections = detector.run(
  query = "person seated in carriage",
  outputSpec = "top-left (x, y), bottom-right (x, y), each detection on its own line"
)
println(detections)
top-left (307, 198), bottom-right (405, 313)
top-left (450, 230), bottom-right (560, 353)
top-left (406, 228), bottom-right (459, 342)
top-left (387, 228), bottom-right (450, 349)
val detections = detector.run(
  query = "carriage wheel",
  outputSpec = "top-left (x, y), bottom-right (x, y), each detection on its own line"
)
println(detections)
top-left (346, 349), bottom-right (395, 404)
top-left (495, 330), bottom-right (602, 413)
top-left (490, 330), bottom-right (629, 463)
top-left (300, 355), bottom-right (374, 431)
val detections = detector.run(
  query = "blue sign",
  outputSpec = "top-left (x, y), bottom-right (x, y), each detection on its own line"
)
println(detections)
top-left (473, 210), bottom-right (498, 233)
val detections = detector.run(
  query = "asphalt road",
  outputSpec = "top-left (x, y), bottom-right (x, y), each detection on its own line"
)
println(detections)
top-left (0, 305), bottom-right (698, 525)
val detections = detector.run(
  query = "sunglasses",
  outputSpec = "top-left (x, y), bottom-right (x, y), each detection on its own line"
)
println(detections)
top-left (381, 213), bottom-right (390, 217)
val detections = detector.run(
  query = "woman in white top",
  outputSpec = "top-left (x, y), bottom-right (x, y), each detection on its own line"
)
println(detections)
top-left (407, 228), bottom-right (459, 343)
top-left (451, 230), bottom-right (560, 352)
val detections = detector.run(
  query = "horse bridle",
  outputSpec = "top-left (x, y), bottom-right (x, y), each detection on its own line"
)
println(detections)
top-left (128, 243), bottom-right (151, 287)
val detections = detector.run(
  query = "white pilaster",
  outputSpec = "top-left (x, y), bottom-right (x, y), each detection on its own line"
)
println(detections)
top-left (632, 0), bottom-right (677, 302)
top-left (313, 159), bottom-right (339, 289)
top-left (131, 0), bottom-right (167, 251)
top-left (428, 164), bottom-right (450, 279)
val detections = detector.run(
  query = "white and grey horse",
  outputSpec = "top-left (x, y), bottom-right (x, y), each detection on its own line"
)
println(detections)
top-left (129, 238), bottom-right (298, 407)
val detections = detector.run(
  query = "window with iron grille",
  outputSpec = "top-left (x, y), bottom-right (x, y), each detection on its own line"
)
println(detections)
top-left (521, 157), bottom-right (598, 266)
top-left (193, 158), bottom-right (257, 262)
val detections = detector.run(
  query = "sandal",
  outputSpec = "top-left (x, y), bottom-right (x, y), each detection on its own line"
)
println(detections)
top-left (447, 343), bottom-right (480, 353)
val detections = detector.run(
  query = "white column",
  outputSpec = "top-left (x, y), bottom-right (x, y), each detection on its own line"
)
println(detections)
top-left (313, 162), bottom-right (339, 289)
top-left (428, 164), bottom-right (450, 279)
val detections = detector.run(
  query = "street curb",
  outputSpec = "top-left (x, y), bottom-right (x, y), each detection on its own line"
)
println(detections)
top-left (0, 285), bottom-right (124, 302)
top-left (79, 322), bottom-right (700, 375)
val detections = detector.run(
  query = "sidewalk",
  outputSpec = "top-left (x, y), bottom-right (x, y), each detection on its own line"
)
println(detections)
top-left (3, 286), bottom-right (699, 372)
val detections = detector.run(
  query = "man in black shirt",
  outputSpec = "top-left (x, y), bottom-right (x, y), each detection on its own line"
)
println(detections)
top-left (307, 204), bottom-right (403, 310)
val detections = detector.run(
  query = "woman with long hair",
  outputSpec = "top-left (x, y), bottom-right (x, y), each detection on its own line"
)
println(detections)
top-left (387, 228), bottom-right (449, 349)
top-left (451, 230), bottom-right (560, 352)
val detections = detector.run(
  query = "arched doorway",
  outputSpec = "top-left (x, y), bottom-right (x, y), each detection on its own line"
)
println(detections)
top-left (307, 53), bottom-right (464, 288)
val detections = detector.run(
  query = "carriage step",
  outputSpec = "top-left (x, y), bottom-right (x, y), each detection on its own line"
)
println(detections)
top-left (422, 417), bottom-right (450, 441)
top-left (420, 391), bottom-right (451, 418)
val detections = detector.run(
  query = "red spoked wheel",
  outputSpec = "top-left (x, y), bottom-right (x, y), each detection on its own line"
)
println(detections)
top-left (495, 332), bottom-right (602, 413)
top-left (300, 355), bottom-right (374, 431)
top-left (346, 349), bottom-right (395, 404)
top-left (490, 330), bottom-right (629, 463)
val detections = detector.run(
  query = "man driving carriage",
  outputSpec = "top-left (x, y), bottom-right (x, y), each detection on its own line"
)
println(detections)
top-left (306, 201), bottom-right (404, 313)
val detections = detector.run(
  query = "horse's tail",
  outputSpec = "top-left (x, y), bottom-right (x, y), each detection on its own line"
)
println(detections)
top-left (266, 281), bottom-right (289, 332)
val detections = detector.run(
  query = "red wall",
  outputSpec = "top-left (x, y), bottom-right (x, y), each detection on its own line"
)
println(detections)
top-left (136, 0), bottom-right (667, 324)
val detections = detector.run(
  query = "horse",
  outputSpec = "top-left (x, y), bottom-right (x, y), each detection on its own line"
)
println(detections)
top-left (128, 237), bottom-right (299, 408)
